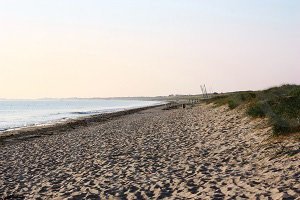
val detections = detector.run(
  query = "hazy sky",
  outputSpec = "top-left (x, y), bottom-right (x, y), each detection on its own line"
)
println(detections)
top-left (1, 0), bottom-right (299, 98)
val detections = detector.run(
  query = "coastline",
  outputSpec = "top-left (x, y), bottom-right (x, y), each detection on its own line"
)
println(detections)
top-left (0, 103), bottom-right (299, 199)
top-left (0, 104), bottom-right (166, 144)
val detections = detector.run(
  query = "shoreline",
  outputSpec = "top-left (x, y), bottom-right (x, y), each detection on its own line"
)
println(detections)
top-left (0, 104), bottom-right (166, 144)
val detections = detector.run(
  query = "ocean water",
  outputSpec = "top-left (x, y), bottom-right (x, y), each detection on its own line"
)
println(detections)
top-left (0, 99), bottom-right (163, 132)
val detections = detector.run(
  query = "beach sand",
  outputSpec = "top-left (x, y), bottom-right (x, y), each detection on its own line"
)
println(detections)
top-left (0, 104), bottom-right (299, 199)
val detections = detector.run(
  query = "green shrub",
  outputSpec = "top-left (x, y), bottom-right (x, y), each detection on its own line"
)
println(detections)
top-left (272, 117), bottom-right (291, 135)
top-left (289, 87), bottom-right (300, 96)
top-left (239, 92), bottom-right (256, 101)
top-left (206, 84), bottom-right (300, 136)
top-left (249, 92), bottom-right (257, 98)
top-left (247, 101), bottom-right (267, 117)
top-left (228, 100), bottom-right (239, 109)
top-left (204, 95), bottom-right (229, 106)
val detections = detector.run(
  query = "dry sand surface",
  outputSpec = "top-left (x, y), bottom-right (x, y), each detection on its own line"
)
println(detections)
top-left (0, 104), bottom-right (299, 199)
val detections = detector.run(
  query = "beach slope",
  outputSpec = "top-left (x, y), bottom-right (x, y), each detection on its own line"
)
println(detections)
top-left (0, 104), bottom-right (299, 199)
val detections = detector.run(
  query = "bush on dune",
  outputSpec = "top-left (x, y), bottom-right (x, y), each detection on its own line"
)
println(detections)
top-left (207, 84), bottom-right (300, 136)
top-left (247, 101), bottom-right (268, 117)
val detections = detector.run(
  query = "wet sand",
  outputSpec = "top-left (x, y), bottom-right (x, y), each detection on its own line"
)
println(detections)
top-left (0, 104), bottom-right (299, 199)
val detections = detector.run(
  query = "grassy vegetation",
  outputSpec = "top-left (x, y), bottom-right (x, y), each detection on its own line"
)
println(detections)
top-left (205, 84), bottom-right (300, 136)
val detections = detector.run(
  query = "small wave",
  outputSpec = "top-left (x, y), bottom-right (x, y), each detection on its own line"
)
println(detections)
top-left (69, 111), bottom-right (101, 115)
top-left (49, 111), bottom-right (100, 116)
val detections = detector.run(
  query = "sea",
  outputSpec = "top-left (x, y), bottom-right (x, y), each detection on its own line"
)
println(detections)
top-left (0, 99), bottom-right (164, 132)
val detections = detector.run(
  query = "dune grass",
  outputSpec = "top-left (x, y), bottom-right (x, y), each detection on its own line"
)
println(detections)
top-left (205, 85), bottom-right (300, 136)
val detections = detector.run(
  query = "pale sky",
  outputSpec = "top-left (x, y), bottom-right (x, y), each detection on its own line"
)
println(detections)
top-left (0, 0), bottom-right (299, 98)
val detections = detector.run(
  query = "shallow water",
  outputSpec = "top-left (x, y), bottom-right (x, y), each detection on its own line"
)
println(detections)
top-left (0, 99), bottom-right (163, 131)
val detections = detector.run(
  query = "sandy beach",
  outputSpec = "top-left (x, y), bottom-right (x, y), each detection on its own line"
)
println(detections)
top-left (0, 104), bottom-right (299, 199)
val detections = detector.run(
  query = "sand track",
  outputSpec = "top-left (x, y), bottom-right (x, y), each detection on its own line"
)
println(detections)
top-left (0, 105), bottom-right (299, 199)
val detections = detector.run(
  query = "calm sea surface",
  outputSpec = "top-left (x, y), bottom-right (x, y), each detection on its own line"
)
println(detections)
top-left (0, 99), bottom-right (163, 132)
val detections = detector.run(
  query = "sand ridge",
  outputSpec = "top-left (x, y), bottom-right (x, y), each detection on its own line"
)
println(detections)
top-left (0, 104), bottom-right (299, 199)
